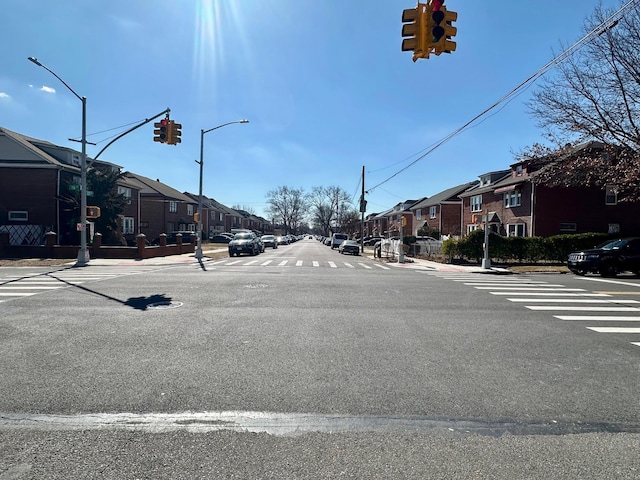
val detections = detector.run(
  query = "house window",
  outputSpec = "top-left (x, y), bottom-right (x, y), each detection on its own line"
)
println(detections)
top-left (169, 201), bottom-right (178, 213)
top-left (187, 204), bottom-right (194, 216)
top-left (559, 223), bottom-right (577, 232)
top-left (504, 190), bottom-right (522, 208)
top-left (515, 165), bottom-right (523, 176)
top-left (507, 224), bottom-right (526, 237)
top-left (429, 206), bottom-right (437, 219)
top-left (416, 209), bottom-right (422, 221)
top-left (122, 217), bottom-right (134, 234)
top-left (219, 212), bottom-right (224, 222)
top-left (470, 195), bottom-right (482, 212)
top-left (118, 187), bottom-right (132, 204)
top-left (8, 211), bottom-right (28, 221)
top-left (467, 224), bottom-right (480, 234)
top-left (605, 186), bottom-right (617, 205)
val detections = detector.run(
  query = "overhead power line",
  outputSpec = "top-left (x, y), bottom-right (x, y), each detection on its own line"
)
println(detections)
top-left (367, 0), bottom-right (638, 194)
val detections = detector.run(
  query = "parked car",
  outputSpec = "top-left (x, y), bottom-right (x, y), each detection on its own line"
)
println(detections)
top-left (363, 236), bottom-right (384, 246)
top-left (567, 238), bottom-right (640, 277)
top-left (256, 236), bottom-right (265, 253)
top-left (338, 239), bottom-right (360, 255)
top-left (276, 235), bottom-right (290, 245)
top-left (228, 232), bottom-right (260, 256)
top-left (261, 235), bottom-right (278, 249)
top-left (210, 234), bottom-right (233, 243)
top-left (331, 233), bottom-right (349, 249)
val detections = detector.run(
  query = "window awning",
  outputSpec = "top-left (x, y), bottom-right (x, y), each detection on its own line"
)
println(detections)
top-left (494, 185), bottom-right (517, 194)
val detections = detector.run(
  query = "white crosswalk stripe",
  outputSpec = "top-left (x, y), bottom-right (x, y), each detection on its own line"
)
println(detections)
top-left (424, 272), bottom-right (640, 348)
top-left (208, 258), bottom-right (388, 271)
top-left (0, 266), bottom-right (166, 303)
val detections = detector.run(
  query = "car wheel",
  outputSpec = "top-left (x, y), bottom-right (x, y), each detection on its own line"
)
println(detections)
top-left (599, 262), bottom-right (618, 277)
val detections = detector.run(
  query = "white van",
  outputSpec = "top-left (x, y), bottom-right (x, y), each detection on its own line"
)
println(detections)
top-left (331, 233), bottom-right (349, 249)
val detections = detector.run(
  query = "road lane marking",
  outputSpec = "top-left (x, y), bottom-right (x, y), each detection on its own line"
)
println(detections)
top-left (476, 287), bottom-right (586, 291)
top-left (493, 292), bottom-right (609, 296)
top-left (328, 261), bottom-right (337, 268)
top-left (296, 260), bottom-right (303, 266)
top-left (343, 263), bottom-right (355, 268)
top-left (358, 263), bottom-right (372, 269)
top-left (261, 260), bottom-right (273, 266)
top-left (312, 261), bottom-right (319, 267)
top-left (374, 264), bottom-right (390, 270)
top-left (587, 327), bottom-right (640, 333)
top-left (526, 306), bottom-right (640, 311)
top-left (555, 316), bottom-right (640, 321)
top-left (278, 260), bottom-right (289, 266)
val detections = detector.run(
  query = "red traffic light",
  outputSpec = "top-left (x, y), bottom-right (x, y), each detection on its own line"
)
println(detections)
top-left (153, 119), bottom-right (169, 143)
top-left (432, 0), bottom-right (444, 11)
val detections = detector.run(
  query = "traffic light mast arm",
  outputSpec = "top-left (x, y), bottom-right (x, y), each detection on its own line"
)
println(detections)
top-left (92, 107), bottom-right (171, 163)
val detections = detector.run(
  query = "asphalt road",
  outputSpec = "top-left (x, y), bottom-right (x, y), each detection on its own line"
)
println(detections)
top-left (1, 238), bottom-right (639, 479)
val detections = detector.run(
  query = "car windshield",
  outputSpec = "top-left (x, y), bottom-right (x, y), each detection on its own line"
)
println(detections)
top-left (343, 240), bottom-right (358, 245)
top-left (234, 233), bottom-right (252, 240)
top-left (597, 239), bottom-right (629, 250)
top-left (262, 235), bottom-right (274, 240)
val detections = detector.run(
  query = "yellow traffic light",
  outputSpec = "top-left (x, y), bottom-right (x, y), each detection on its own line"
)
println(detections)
top-left (86, 206), bottom-right (101, 219)
top-left (431, 6), bottom-right (457, 55)
top-left (401, 4), bottom-right (428, 61)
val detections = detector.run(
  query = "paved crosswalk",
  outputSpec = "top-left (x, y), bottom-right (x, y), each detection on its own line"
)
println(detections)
top-left (423, 272), bottom-right (640, 348)
top-left (0, 266), bottom-right (164, 303)
top-left (208, 258), bottom-right (390, 271)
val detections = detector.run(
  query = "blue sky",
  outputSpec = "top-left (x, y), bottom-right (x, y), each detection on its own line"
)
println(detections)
top-left (0, 0), bottom-right (622, 218)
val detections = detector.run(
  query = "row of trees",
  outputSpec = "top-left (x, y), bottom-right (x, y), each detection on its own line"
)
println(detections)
top-left (265, 185), bottom-right (361, 236)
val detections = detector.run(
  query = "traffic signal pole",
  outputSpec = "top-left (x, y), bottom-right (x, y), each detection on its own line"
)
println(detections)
top-left (92, 108), bottom-right (171, 162)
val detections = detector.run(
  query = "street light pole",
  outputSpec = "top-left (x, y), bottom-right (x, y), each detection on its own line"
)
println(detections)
top-left (28, 57), bottom-right (89, 267)
top-left (195, 119), bottom-right (249, 261)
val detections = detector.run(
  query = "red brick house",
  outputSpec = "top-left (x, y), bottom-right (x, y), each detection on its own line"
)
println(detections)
top-left (123, 172), bottom-right (197, 243)
top-left (410, 182), bottom-right (477, 238)
top-left (0, 126), bottom-right (140, 246)
top-left (460, 143), bottom-right (640, 237)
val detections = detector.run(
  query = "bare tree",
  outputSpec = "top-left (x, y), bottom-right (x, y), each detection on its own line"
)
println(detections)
top-left (529, 1), bottom-right (640, 150)
top-left (265, 186), bottom-right (306, 234)
top-left (232, 205), bottom-right (256, 215)
top-left (525, 1), bottom-right (640, 200)
top-left (306, 186), bottom-right (352, 235)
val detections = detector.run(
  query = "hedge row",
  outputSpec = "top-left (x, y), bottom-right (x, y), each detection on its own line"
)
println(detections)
top-left (441, 230), bottom-right (611, 264)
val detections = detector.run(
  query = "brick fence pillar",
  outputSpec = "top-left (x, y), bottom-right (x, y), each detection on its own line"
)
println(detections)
top-left (136, 234), bottom-right (147, 259)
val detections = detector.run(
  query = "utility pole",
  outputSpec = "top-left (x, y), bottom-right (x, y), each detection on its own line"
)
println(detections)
top-left (360, 166), bottom-right (365, 253)
top-left (482, 209), bottom-right (491, 269)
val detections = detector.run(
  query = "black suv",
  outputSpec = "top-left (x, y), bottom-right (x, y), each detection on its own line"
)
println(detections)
top-left (567, 238), bottom-right (640, 277)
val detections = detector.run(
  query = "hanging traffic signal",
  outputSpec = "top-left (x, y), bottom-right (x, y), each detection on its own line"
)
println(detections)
top-left (168, 121), bottom-right (182, 145)
top-left (86, 206), bottom-right (101, 219)
top-left (402, 4), bottom-right (428, 61)
top-left (430, 5), bottom-right (457, 55)
top-left (153, 119), bottom-right (169, 143)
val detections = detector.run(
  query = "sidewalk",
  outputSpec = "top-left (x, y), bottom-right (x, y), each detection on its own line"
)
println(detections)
top-left (365, 251), bottom-right (512, 275)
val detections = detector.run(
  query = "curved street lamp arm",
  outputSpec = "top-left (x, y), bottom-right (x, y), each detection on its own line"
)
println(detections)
top-left (28, 57), bottom-right (82, 102)
top-left (203, 119), bottom-right (249, 135)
